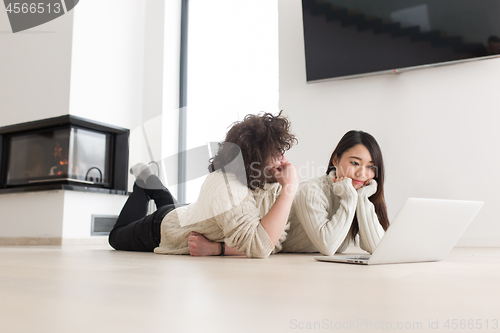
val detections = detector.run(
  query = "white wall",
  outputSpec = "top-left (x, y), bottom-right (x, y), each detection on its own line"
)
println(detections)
top-left (0, 4), bottom-right (73, 125)
top-left (0, 191), bottom-right (65, 238)
top-left (69, 0), bottom-right (146, 195)
top-left (0, 0), bottom-right (159, 179)
top-left (0, 0), bottom-right (175, 241)
top-left (62, 191), bottom-right (128, 239)
top-left (0, 5), bottom-right (74, 243)
top-left (160, 0), bottom-right (182, 197)
top-left (119, 0), bottom-right (182, 194)
top-left (279, 0), bottom-right (500, 246)
top-left (68, 0), bottom-right (146, 130)
top-left (0, 189), bottom-right (127, 243)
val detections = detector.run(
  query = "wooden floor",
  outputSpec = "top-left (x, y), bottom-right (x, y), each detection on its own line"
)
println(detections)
top-left (1, 244), bottom-right (499, 333)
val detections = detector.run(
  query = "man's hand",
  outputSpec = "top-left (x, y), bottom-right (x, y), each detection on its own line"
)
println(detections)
top-left (272, 162), bottom-right (299, 195)
top-left (187, 231), bottom-right (221, 256)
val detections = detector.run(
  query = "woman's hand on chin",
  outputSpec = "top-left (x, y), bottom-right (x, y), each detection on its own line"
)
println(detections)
top-left (332, 176), bottom-right (348, 183)
top-left (187, 231), bottom-right (221, 256)
top-left (357, 179), bottom-right (378, 197)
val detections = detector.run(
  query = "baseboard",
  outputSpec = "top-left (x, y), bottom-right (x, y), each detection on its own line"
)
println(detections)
top-left (62, 237), bottom-right (110, 246)
top-left (0, 237), bottom-right (62, 246)
top-left (0, 236), bottom-right (110, 246)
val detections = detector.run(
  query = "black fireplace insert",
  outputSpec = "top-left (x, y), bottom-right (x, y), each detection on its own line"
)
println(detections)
top-left (0, 115), bottom-right (129, 194)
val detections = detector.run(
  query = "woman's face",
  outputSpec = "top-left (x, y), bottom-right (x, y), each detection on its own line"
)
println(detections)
top-left (333, 144), bottom-right (376, 190)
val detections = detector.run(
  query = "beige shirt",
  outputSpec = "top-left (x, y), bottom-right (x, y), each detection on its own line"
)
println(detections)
top-left (281, 172), bottom-right (385, 255)
top-left (154, 170), bottom-right (286, 258)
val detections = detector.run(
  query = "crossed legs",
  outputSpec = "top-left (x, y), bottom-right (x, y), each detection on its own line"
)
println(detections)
top-left (109, 165), bottom-right (179, 252)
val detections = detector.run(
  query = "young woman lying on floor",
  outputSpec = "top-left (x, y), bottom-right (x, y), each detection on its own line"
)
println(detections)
top-left (108, 112), bottom-right (299, 258)
top-left (187, 130), bottom-right (389, 256)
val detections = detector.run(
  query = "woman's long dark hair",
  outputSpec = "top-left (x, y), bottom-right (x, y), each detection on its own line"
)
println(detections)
top-left (209, 111), bottom-right (297, 190)
top-left (326, 130), bottom-right (390, 235)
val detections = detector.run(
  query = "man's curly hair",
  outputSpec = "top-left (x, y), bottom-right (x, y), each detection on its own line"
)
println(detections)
top-left (208, 111), bottom-right (297, 190)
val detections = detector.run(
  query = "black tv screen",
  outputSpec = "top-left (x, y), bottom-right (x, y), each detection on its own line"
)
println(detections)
top-left (302, 0), bottom-right (500, 81)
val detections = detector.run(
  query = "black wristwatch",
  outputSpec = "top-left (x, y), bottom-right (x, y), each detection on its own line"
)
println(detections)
top-left (219, 242), bottom-right (225, 256)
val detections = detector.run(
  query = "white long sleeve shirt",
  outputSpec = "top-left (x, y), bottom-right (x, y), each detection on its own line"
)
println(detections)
top-left (281, 172), bottom-right (385, 255)
top-left (154, 170), bottom-right (287, 258)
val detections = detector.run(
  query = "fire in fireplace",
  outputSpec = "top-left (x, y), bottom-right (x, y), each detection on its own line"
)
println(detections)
top-left (0, 115), bottom-right (129, 194)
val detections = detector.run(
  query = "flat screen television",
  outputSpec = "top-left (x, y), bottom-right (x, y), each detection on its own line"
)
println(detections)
top-left (302, 0), bottom-right (500, 81)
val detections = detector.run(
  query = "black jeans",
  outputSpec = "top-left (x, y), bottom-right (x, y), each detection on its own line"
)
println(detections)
top-left (109, 177), bottom-right (181, 252)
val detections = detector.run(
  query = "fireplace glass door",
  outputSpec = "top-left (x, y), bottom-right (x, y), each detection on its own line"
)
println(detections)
top-left (6, 127), bottom-right (112, 186)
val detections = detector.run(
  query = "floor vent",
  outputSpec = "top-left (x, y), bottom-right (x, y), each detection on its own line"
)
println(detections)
top-left (91, 215), bottom-right (118, 236)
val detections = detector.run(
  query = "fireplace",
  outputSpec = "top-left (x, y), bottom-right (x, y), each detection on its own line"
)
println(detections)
top-left (0, 115), bottom-right (129, 194)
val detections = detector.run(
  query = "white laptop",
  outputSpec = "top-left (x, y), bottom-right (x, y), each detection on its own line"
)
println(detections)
top-left (314, 198), bottom-right (484, 265)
